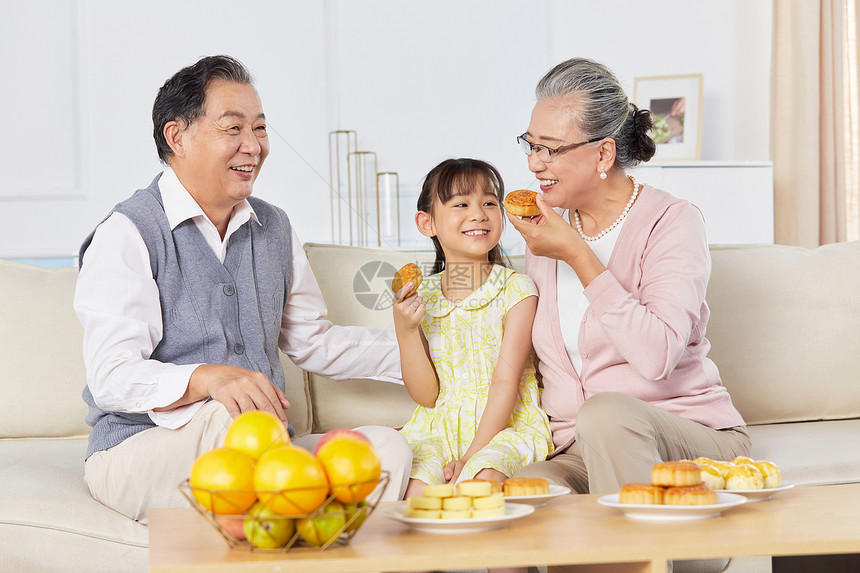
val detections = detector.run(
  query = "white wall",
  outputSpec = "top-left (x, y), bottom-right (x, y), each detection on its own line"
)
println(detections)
top-left (0, 0), bottom-right (772, 259)
top-left (550, 0), bottom-right (772, 162)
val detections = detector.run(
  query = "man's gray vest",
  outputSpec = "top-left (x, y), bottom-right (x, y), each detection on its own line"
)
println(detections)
top-left (79, 174), bottom-right (292, 458)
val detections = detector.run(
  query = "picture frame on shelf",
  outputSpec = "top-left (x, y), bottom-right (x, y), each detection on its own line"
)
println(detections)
top-left (633, 74), bottom-right (703, 161)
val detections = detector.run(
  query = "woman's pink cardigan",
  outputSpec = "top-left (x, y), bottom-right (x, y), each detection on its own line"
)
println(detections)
top-left (528, 185), bottom-right (745, 452)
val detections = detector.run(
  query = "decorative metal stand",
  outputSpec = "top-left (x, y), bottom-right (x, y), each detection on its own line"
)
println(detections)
top-left (328, 130), bottom-right (357, 245)
top-left (328, 130), bottom-right (400, 248)
top-left (348, 150), bottom-right (378, 247)
top-left (377, 172), bottom-right (401, 247)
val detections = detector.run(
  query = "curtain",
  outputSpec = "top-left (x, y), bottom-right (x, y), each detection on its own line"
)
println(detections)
top-left (846, 1), bottom-right (860, 241)
top-left (772, 0), bottom-right (849, 246)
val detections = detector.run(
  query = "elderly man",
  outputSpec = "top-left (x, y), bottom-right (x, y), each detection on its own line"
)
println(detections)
top-left (74, 55), bottom-right (410, 524)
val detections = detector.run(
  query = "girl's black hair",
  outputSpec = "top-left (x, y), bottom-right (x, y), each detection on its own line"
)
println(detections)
top-left (417, 158), bottom-right (510, 274)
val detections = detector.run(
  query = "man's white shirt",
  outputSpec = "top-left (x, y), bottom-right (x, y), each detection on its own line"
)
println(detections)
top-left (74, 167), bottom-right (400, 429)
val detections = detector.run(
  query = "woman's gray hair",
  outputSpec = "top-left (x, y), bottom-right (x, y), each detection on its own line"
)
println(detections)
top-left (536, 58), bottom-right (655, 169)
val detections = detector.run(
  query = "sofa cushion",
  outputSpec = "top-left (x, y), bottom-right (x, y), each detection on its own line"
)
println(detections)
top-left (279, 353), bottom-right (312, 436)
top-left (707, 241), bottom-right (860, 425)
top-left (747, 419), bottom-right (860, 486)
top-left (0, 522), bottom-right (147, 573)
top-left (0, 260), bottom-right (90, 438)
top-left (310, 377), bottom-right (417, 432)
top-left (0, 437), bottom-right (148, 571)
top-left (304, 243), bottom-right (436, 330)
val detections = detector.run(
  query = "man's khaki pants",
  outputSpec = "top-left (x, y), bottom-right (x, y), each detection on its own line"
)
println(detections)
top-left (85, 401), bottom-right (412, 524)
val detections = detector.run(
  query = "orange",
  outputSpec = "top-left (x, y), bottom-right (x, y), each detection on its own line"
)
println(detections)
top-left (189, 447), bottom-right (257, 514)
top-left (254, 444), bottom-right (328, 516)
top-left (316, 434), bottom-right (382, 503)
top-left (224, 410), bottom-right (290, 459)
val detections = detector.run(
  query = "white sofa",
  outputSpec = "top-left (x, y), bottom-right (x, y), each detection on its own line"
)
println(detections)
top-left (2, 241), bottom-right (859, 572)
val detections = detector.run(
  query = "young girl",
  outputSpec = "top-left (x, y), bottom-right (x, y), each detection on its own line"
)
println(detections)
top-left (393, 158), bottom-right (553, 498)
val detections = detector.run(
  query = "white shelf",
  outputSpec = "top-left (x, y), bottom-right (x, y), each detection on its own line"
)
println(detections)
top-left (631, 161), bottom-right (774, 245)
top-left (640, 160), bottom-right (772, 168)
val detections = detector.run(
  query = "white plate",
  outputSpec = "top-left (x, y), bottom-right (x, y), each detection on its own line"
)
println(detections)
top-left (722, 482), bottom-right (795, 502)
top-left (504, 484), bottom-right (571, 507)
top-left (597, 492), bottom-right (746, 521)
top-left (382, 502), bottom-right (535, 533)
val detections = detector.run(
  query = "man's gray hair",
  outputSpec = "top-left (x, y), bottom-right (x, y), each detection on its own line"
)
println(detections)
top-left (152, 55), bottom-right (254, 163)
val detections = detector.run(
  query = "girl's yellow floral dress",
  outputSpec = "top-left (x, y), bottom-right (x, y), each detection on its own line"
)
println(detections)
top-left (400, 264), bottom-right (553, 485)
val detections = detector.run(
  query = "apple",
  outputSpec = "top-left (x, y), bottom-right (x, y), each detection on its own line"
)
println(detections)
top-left (313, 429), bottom-right (370, 455)
top-left (216, 516), bottom-right (246, 541)
top-left (243, 501), bottom-right (296, 549)
top-left (297, 500), bottom-right (347, 547)
top-left (343, 500), bottom-right (370, 533)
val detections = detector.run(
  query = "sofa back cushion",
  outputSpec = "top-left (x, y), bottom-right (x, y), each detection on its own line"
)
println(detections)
top-left (0, 260), bottom-right (90, 437)
top-left (706, 241), bottom-right (860, 425)
top-left (279, 355), bottom-right (312, 436)
top-left (302, 244), bottom-right (429, 431)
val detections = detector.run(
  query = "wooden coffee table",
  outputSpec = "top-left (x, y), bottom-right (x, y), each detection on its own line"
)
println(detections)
top-left (149, 482), bottom-right (860, 572)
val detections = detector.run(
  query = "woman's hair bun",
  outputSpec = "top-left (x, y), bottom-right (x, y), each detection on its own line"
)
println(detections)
top-left (630, 104), bottom-right (657, 162)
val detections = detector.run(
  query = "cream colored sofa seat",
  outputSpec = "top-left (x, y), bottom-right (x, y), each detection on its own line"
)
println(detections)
top-left (1, 241), bottom-right (859, 572)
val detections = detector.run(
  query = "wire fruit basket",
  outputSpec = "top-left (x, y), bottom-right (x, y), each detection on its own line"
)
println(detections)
top-left (178, 471), bottom-right (389, 551)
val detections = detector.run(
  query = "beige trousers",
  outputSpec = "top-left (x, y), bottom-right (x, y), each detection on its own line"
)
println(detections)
top-left (84, 400), bottom-right (412, 524)
top-left (513, 392), bottom-right (751, 494)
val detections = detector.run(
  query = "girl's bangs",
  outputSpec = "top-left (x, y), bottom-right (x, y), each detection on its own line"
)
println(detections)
top-left (435, 168), bottom-right (499, 204)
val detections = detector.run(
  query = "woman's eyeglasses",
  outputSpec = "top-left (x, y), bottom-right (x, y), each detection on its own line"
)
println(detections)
top-left (516, 133), bottom-right (604, 163)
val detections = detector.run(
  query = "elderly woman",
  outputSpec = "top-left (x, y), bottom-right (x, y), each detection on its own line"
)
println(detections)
top-left (507, 58), bottom-right (750, 495)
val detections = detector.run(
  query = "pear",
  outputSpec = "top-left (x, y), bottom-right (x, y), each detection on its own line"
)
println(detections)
top-left (297, 501), bottom-right (347, 547)
top-left (243, 502), bottom-right (295, 549)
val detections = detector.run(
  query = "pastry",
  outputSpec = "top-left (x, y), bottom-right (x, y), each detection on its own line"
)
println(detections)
top-left (458, 479), bottom-right (503, 495)
top-left (651, 461), bottom-right (703, 487)
top-left (699, 463), bottom-right (727, 490)
top-left (408, 486), bottom-right (507, 520)
top-left (472, 492), bottom-right (504, 510)
top-left (441, 496), bottom-right (472, 511)
top-left (725, 463), bottom-right (764, 490)
top-left (405, 507), bottom-right (441, 519)
top-left (472, 506), bottom-right (506, 518)
top-left (752, 460), bottom-right (781, 489)
top-left (731, 456), bottom-right (756, 466)
top-left (408, 480), bottom-right (527, 520)
top-left (664, 484), bottom-right (718, 506)
top-left (503, 477), bottom-right (550, 496)
top-left (407, 496), bottom-right (442, 510)
top-left (706, 460), bottom-right (735, 478)
top-left (391, 263), bottom-right (422, 297)
top-left (618, 483), bottom-right (664, 505)
top-left (440, 509), bottom-right (472, 519)
top-left (457, 480), bottom-right (495, 498)
top-left (504, 190), bottom-right (541, 217)
top-left (422, 483), bottom-right (454, 498)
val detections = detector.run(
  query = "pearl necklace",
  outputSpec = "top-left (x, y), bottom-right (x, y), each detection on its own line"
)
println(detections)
top-left (574, 176), bottom-right (640, 242)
